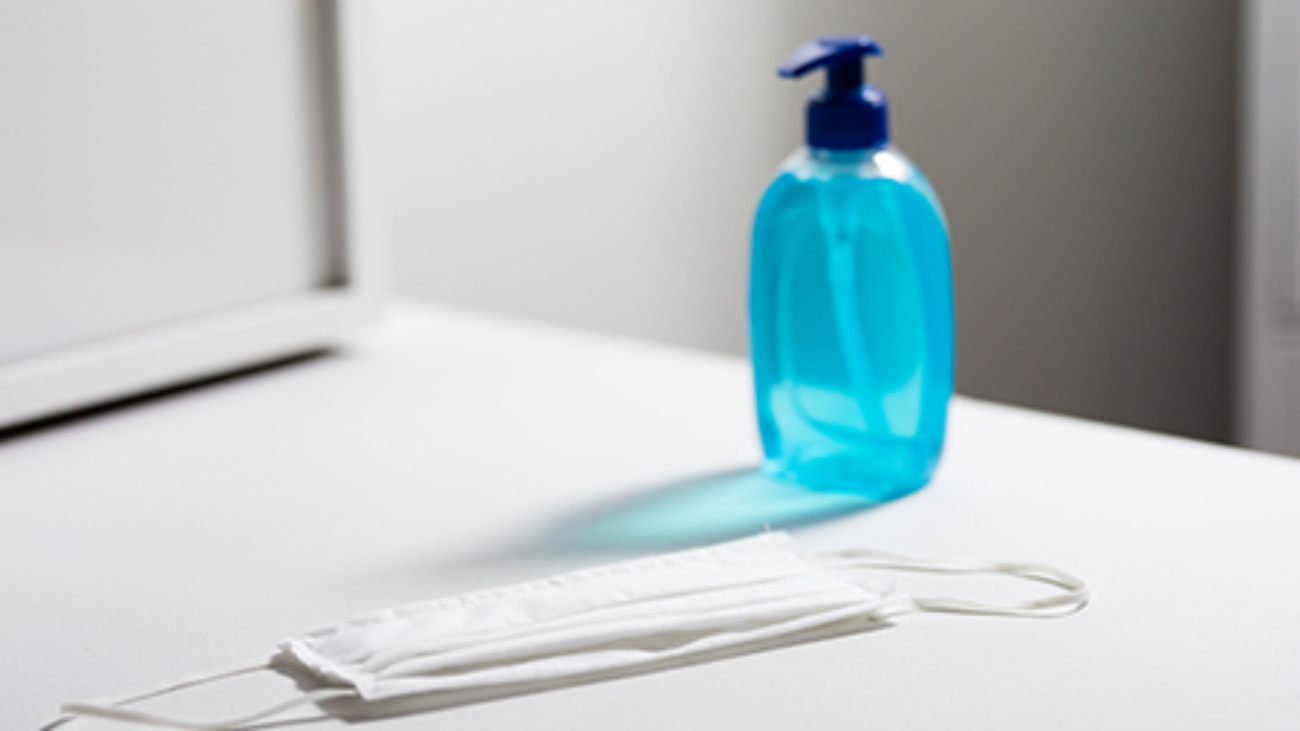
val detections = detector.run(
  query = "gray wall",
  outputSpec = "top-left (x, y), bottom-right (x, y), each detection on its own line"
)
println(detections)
top-left (378, 1), bottom-right (1239, 443)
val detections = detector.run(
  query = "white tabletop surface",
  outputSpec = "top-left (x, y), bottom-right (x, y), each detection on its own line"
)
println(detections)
top-left (6, 302), bottom-right (1300, 730)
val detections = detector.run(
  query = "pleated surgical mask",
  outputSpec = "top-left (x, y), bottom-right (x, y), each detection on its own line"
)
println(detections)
top-left (61, 532), bottom-right (1088, 729)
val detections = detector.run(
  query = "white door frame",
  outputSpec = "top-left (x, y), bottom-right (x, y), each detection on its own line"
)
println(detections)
top-left (1237, 0), bottom-right (1300, 455)
top-left (0, 0), bottom-right (384, 431)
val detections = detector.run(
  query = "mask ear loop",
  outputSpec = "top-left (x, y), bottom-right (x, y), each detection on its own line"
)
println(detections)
top-left (56, 663), bottom-right (358, 731)
top-left (817, 548), bottom-right (1090, 622)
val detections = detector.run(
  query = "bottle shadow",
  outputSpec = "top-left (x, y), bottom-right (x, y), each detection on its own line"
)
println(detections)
top-left (534, 466), bottom-right (883, 554)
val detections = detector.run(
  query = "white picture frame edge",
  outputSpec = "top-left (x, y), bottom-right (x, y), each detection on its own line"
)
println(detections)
top-left (0, 0), bottom-right (385, 431)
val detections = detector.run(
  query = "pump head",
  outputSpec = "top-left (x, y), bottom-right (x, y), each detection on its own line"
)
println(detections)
top-left (779, 35), bottom-right (888, 151)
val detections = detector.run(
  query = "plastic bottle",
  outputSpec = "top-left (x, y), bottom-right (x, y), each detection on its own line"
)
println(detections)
top-left (750, 35), bottom-right (954, 500)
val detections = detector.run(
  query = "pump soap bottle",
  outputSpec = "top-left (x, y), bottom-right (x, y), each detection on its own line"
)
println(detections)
top-left (750, 35), bottom-right (954, 501)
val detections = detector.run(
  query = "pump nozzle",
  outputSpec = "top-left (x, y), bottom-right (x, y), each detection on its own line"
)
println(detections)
top-left (779, 35), bottom-right (888, 151)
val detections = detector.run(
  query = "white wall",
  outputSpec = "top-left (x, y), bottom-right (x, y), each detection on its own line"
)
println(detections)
top-left (377, 1), bottom-right (1239, 443)
top-left (376, 1), bottom-right (788, 354)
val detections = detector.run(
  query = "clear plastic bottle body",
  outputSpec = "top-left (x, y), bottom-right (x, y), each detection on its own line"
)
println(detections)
top-left (750, 145), bottom-right (954, 500)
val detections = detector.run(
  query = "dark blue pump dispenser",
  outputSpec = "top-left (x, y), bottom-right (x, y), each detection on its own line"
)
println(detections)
top-left (778, 35), bottom-right (888, 151)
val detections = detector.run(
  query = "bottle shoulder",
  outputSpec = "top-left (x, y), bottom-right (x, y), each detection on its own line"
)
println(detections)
top-left (776, 145), bottom-right (917, 182)
top-left (758, 146), bottom-right (948, 226)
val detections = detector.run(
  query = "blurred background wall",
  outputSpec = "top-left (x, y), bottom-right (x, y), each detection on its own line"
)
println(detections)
top-left (376, 0), bottom-right (1240, 444)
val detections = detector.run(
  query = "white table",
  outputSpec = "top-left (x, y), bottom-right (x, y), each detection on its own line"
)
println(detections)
top-left (6, 302), bottom-right (1300, 730)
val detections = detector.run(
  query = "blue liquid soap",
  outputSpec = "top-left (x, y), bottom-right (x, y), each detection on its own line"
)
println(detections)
top-left (750, 36), bottom-right (954, 501)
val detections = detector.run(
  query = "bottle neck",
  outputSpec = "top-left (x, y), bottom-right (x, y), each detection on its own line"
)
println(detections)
top-left (808, 145), bottom-right (885, 164)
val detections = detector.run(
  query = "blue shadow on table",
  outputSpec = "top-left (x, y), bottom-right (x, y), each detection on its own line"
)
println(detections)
top-left (540, 467), bottom-right (880, 553)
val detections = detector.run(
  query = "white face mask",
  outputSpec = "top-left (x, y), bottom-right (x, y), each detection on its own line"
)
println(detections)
top-left (61, 532), bottom-right (1087, 729)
